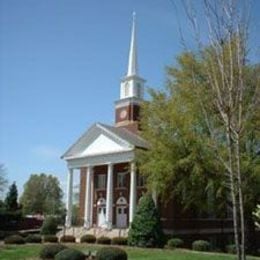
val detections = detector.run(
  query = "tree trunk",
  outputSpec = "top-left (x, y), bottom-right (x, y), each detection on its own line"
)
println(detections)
top-left (227, 127), bottom-right (241, 260)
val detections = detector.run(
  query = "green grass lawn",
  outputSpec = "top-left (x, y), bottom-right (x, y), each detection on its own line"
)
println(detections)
top-left (0, 244), bottom-right (259, 260)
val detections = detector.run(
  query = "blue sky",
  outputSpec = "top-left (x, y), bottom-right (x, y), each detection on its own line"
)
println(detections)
top-left (0, 0), bottom-right (259, 198)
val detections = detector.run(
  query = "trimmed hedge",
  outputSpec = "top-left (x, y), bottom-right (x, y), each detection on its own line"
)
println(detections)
top-left (226, 244), bottom-right (237, 254)
top-left (55, 248), bottom-right (86, 260)
top-left (60, 235), bottom-right (76, 243)
top-left (167, 238), bottom-right (184, 249)
top-left (39, 244), bottom-right (67, 259)
top-left (111, 237), bottom-right (128, 245)
top-left (80, 234), bottom-right (96, 243)
top-left (25, 234), bottom-right (42, 243)
top-left (41, 216), bottom-right (58, 235)
top-left (96, 247), bottom-right (127, 260)
top-left (4, 235), bottom-right (25, 244)
top-left (97, 236), bottom-right (111, 245)
top-left (43, 235), bottom-right (58, 243)
top-left (192, 240), bottom-right (211, 251)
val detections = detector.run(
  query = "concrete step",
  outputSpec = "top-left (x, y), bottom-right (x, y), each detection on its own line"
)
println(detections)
top-left (57, 226), bottom-right (128, 241)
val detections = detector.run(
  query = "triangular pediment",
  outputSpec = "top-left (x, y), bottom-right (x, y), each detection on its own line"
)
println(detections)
top-left (81, 133), bottom-right (128, 156)
top-left (61, 122), bottom-right (147, 159)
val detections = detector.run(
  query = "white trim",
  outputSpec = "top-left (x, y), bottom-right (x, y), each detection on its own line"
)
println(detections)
top-left (66, 150), bottom-right (135, 169)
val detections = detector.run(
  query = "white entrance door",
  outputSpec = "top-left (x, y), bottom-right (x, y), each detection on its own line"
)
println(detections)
top-left (116, 206), bottom-right (127, 228)
top-left (97, 207), bottom-right (106, 227)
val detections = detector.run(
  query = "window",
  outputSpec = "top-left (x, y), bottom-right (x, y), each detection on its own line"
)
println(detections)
top-left (125, 82), bottom-right (130, 97)
top-left (137, 174), bottom-right (146, 187)
top-left (96, 174), bottom-right (106, 189)
top-left (117, 172), bottom-right (127, 188)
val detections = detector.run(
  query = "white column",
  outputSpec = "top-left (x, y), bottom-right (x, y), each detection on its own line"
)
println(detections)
top-left (90, 169), bottom-right (94, 227)
top-left (129, 162), bottom-right (136, 224)
top-left (84, 166), bottom-right (93, 229)
top-left (105, 163), bottom-right (113, 229)
top-left (65, 168), bottom-right (73, 227)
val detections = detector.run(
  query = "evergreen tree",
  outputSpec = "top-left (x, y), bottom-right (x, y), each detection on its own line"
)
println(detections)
top-left (128, 194), bottom-right (164, 248)
top-left (5, 182), bottom-right (18, 211)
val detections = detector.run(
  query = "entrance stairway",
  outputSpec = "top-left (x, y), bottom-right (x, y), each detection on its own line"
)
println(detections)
top-left (57, 226), bottom-right (128, 241)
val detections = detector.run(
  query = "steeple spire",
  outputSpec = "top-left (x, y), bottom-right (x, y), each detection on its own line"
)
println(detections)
top-left (127, 12), bottom-right (138, 77)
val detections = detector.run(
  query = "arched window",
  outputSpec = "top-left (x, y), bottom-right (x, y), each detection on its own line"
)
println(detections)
top-left (116, 196), bottom-right (127, 205)
top-left (97, 197), bottom-right (106, 206)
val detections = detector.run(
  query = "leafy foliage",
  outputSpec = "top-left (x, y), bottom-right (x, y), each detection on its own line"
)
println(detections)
top-left (96, 236), bottom-right (111, 245)
top-left (43, 235), bottom-right (58, 243)
top-left (25, 234), bottom-right (42, 243)
top-left (59, 235), bottom-right (76, 243)
top-left (40, 216), bottom-right (58, 235)
top-left (80, 234), bottom-right (96, 243)
top-left (5, 182), bottom-right (18, 211)
top-left (96, 247), bottom-right (127, 260)
top-left (0, 164), bottom-right (7, 194)
top-left (39, 244), bottom-right (67, 259)
top-left (253, 205), bottom-right (260, 228)
top-left (111, 237), bottom-right (128, 245)
top-left (4, 235), bottom-right (25, 244)
top-left (20, 173), bottom-right (64, 215)
top-left (192, 240), bottom-right (211, 251)
top-left (54, 248), bottom-right (85, 260)
top-left (138, 50), bottom-right (260, 220)
top-left (128, 194), bottom-right (164, 248)
top-left (226, 244), bottom-right (237, 254)
top-left (167, 238), bottom-right (184, 249)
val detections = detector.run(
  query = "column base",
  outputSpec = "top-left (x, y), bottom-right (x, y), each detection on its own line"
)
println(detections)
top-left (84, 220), bottom-right (91, 229)
top-left (105, 222), bottom-right (113, 230)
top-left (65, 217), bottom-right (72, 228)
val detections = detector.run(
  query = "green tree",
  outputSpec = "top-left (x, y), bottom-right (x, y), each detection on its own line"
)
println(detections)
top-left (5, 182), bottom-right (18, 211)
top-left (20, 173), bottom-right (63, 216)
top-left (138, 51), bottom-right (259, 253)
top-left (0, 164), bottom-right (8, 194)
top-left (128, 194), bottom-right (164, 248)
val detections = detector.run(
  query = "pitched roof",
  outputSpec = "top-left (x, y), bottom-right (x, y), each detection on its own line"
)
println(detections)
top-left (98, 123), bottom-right (148, 149)
top-left (61, 122), bottom-right (148, 159)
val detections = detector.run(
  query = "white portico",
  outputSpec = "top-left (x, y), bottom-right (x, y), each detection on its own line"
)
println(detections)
top-left (62, 123), bottom-right (147, 229)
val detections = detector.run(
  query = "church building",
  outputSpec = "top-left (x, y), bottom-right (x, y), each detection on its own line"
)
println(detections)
top-left (62, 14), bottom-right (233, 237)
top-left (62, 13), bottom-right (148, 230)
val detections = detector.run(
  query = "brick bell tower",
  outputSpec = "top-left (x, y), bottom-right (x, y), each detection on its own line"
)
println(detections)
top-left (115, 13), bottom-right (146, 134)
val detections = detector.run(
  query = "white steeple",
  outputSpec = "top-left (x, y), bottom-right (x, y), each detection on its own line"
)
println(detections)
top-left (127, 12), bottom-right (138, 76)
top-left (120, 12), bottom-right (145, 100)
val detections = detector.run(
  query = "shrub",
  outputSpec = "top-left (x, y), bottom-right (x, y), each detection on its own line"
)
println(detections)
top-left (19, 232), bottom-right (29, 238)
top-left (39, 244), bottom-right (67, 259)
top-left (4, 235), bottom-right (25, 244)
top-left (128, 194), bottom-right (164, 248)
top-left (55, 248), bottom-right (86, 260)
top-left (192, 240), bottom-right (211, 251)
top-left (226, 244), bottom-right (237, 254)
top-left (167, 238), bottom-right (184, 249)
top-left (60, 235), bottom-right (76, 243)
top-left (80, 234), bottom-right (96, 243)
top-left (111, 237), bottom-right (128, 245)
top-left (25, 234), bottom-right (42, 243)
top-left (96, 247), bottom-right (127, 260)
top-left (41, 216), bottom-right (58, 235)
top-left (97, 236), bottom-right (111, 245)
top-left (43, 235), bottom-right (58, 243)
